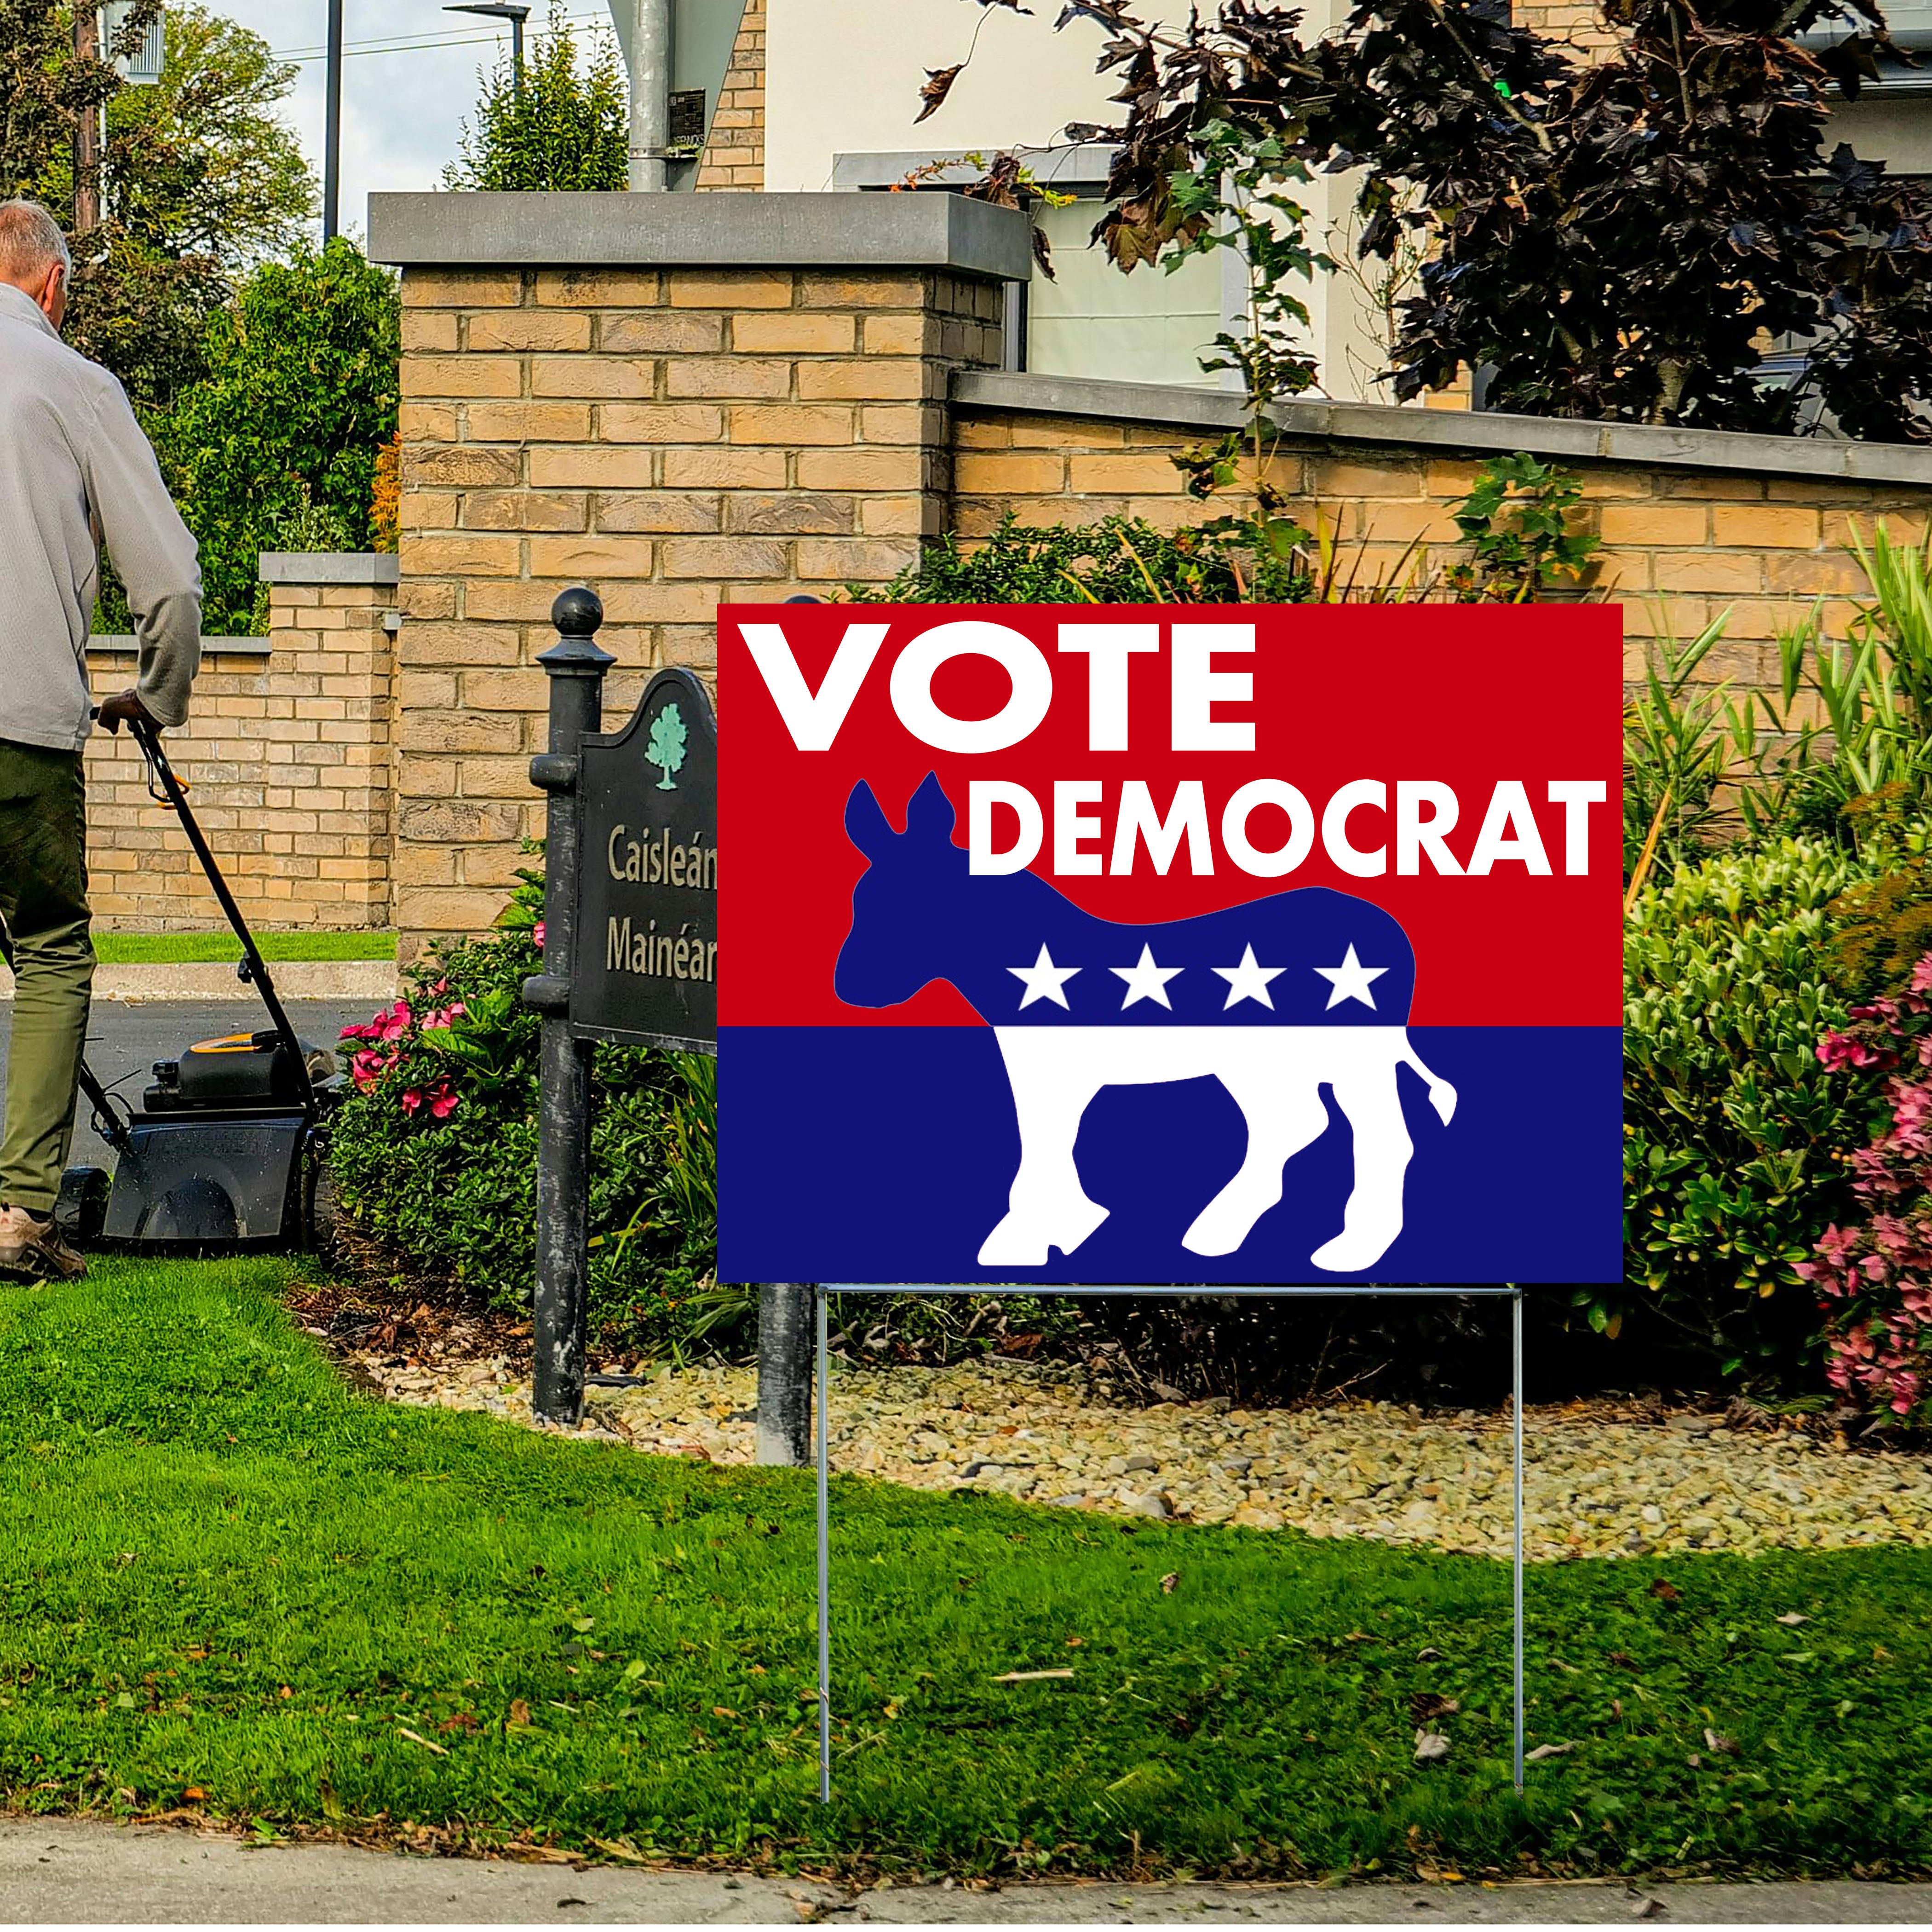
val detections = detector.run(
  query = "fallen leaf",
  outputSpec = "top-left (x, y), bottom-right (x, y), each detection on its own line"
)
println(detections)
top-left (396, 1726), bottom-right (448, 1756)
top-left (1415, 1647), bottom-right (1443, 1662)
top-left (507, 1699), bottom-right (533, 1727)
top-left (1525, 1742), bottom-right (1575, 1762)
top-left (1703, 1728), bottom-right (1739, 1755)
top-left (587, 1837), bottom-right (649, 1863)
top-left (1410, 1692), bottom-right (1461, 1725)
top-left (277, 1685), bottom-right (292, 1701)
top-left (437, 1713), bottom-right (480, 1735)
top-left (1414, 1730), bottom-right (1451, 1764)
top-left (1775, 1611), bottom-right (1810, 1626)
top-left (183, 1787), bottom-right (207, 1802)
top-left (915, 63), bottom-right (963, 123)
top-left (1608, 1650), bottom-right (1635, 1668)
top-left (1648, 1579), bottom-right (1681, 1602)
top-left (992, 1669), bottom-right (1075, 1683)
top-left (1159, 1572), bottom-right (1180, 1595)
top-left (1636, 1899), bottom-right (1667, 1919)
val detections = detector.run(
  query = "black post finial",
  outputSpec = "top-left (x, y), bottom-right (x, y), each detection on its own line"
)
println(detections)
top-left (551, 584), bottom-right (605, 638)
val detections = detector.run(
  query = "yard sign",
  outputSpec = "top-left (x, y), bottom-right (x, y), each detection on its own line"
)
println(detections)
top-left (719, 605), bottom-right (1622, 1287)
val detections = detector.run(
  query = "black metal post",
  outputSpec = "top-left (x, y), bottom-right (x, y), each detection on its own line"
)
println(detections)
top-left (322, 0), bottom-right (343, 242)
top-left (511, 13), bottom-right (526, 105)
top-left (756, 1284), bottom-right (816, 1466)
top-left (523, 586), bottom-right (613, 1426)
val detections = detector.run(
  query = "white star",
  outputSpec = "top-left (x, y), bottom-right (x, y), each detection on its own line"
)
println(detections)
top-left (1008, 943), bottom-right (1081, 1010)
top-left (1314, 943), bottom-right (1389, 1011)
top-left (1212, 943), bottom-right (1286, 1011)
top-left (1110, 943), bottom-right (1183, 1010)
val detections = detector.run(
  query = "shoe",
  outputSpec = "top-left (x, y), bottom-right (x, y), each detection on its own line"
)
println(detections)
top-left (0, 1205), bottom-right (87, 1282)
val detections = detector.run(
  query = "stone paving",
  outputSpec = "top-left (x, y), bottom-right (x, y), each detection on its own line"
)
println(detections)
top-left (336, 1344), bottom-right (1932, 1562)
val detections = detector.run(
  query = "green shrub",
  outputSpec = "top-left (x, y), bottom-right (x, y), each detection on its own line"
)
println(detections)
top-left (157, 238), bottom-right (399, 633)
top-left (1621, 836), bottom-right (1879, 1378)
top-left (325, 867), bottom-right (728, 1354)
top-left (851, 511), bottom-right (1314, 606)
top-left (442, 1), bottom-right (629, 192)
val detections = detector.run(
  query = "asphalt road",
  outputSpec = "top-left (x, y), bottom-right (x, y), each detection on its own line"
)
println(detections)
top-left (0, 998), bottom-right (371, 1173)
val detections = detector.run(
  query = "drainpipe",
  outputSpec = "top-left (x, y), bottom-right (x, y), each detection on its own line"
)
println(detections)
top-left (625, 0), bottom-right (671, 191)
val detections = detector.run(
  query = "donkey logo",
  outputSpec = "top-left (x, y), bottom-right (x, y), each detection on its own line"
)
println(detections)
top-left (834, 774), bottom-right (1458, 1274)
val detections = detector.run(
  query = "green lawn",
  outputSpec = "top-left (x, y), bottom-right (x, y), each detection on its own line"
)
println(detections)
top-left (1, 1258), bottom-right (1928, 1880)
top-left (92, 931), bottom-right (397, 966)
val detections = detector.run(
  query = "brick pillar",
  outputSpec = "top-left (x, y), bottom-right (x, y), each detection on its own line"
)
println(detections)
top-left (373, 191), bottom-right (1030, 958)
top-left (696, 0), bottom-right (764, 190)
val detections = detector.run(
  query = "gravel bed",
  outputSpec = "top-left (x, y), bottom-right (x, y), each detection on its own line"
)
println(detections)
top-left (339, 1346), bottom-right (1932, 1562)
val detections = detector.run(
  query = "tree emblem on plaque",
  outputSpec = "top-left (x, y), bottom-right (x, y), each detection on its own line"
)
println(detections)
top-left (646, 702), bottom-right (688, 791)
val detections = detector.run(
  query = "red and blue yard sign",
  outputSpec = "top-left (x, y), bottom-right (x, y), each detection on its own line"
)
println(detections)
top-left (719, 605), bottom-right (1623, 1286)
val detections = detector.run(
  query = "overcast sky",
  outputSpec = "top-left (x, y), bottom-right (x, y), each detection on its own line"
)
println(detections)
top-left (215, 3), bottom-right (618, 238)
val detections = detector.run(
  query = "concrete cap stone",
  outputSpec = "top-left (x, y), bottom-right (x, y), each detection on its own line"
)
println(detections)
top-left (367, 190), bottom-right (1034, 283)
top-left (258, 552), bottom-right (402, 586)
top-left (954, 371), bottom-right (1932, 489)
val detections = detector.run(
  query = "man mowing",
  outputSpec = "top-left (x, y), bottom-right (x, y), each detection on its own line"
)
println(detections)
top-left (0, 199), bottom-right (202, 1282)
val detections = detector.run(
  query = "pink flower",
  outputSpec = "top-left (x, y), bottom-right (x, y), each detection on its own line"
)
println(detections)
top-left (1818, 1031), bottom-right (1863, 1070)
top-left (350, 1047), bottom-right (394, 1094)
top-left (401, 1087), bottom-right (423, 1115)
top-left (1817, 1223), bottom-right (1858, 1265)
top-left (534, 921), bottom-right (546, 950)
top-left (428, 1081), bottom-right (459, 1120)
top-left (1911, 954), bottom-right (1932, 995)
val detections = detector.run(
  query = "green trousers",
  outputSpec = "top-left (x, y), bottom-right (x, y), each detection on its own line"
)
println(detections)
top-left (0, 741), bottom-right (94, 1215)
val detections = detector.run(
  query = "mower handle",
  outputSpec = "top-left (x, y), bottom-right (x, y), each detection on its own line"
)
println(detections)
top-left (124, 716), bottom-right (320, 1122)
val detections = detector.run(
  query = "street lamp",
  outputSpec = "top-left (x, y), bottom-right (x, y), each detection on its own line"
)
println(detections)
top-left (323, 0), bottom-right (343, 242)
top-left (445, 2), bottom-right (532, 105)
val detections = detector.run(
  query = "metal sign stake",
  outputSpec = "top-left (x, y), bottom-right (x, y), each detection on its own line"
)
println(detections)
top-left (816, 1283), bottom-right (832, 1805)
top-left (812, 1284), bottom-right (1527, 1805)
top-left (1513, 1287), bottom-right (1526, 1793)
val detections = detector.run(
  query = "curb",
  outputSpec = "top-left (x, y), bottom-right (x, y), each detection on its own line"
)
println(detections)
top-left (0, 960), bottom-right (399, 1004)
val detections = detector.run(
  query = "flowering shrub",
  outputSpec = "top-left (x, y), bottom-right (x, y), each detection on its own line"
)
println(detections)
top-left (325, 865), bottom-right (727, 1352)
top-left (340, 991), bottom-right (465, 1118)
top-left (1800, 966), bottom-right (1932, 1425)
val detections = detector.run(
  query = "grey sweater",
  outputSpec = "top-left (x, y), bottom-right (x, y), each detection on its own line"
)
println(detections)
top-left (0, 281), bottom-right (201, 752)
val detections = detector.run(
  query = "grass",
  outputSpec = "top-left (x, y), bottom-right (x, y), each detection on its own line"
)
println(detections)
top-left (0, 1257), bottom-right (1928, 1880)
top-left (91, 932), bottom-right (397, 966)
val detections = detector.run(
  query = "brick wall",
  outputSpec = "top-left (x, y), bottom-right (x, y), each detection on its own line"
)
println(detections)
top-left (949, 393), bottom-right (1932, 690)
top-left (85, 555), bottom-right (397, 932)
top-left (391, 256), bottom-right (1006, 948)
top-left (696, 0), bottom-right (765, 190)
top-left (374, 194), bottom-right (1932, 955)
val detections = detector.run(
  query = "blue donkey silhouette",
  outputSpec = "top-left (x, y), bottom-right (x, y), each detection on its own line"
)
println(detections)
top-left (835, 775), bottom-right (1457, 1273)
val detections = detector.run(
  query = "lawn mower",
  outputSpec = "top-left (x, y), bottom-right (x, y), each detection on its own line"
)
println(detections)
top-left (36, 715), bottom-right (345, 1250)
